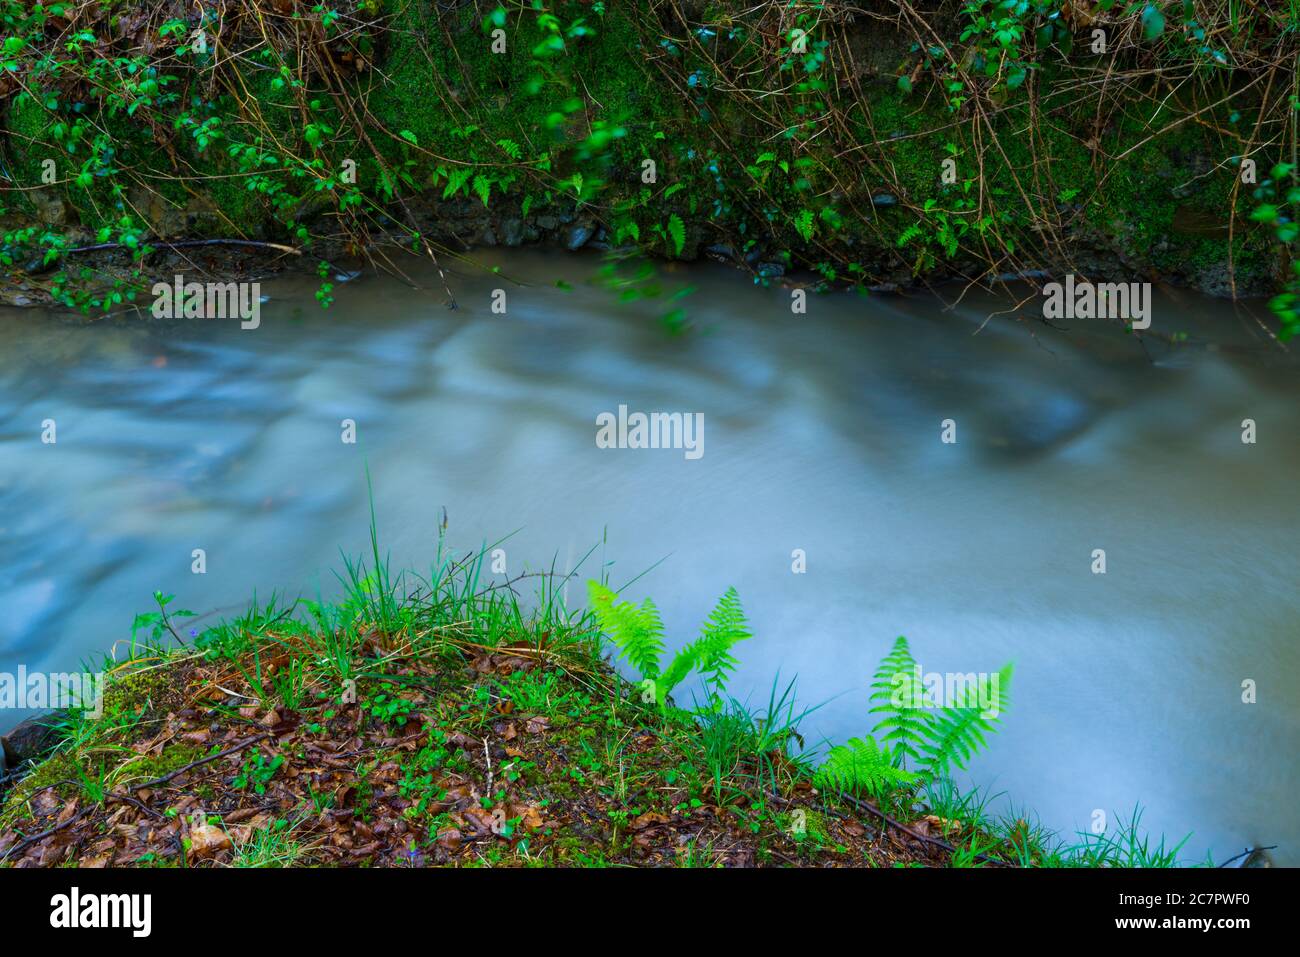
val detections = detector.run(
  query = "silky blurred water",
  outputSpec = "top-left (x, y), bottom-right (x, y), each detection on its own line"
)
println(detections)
top-left (1, 249), bottom-right (1296, 864)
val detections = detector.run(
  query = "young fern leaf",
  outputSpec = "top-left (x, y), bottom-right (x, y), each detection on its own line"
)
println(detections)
top-left (662, 586), bottom-right (751, 706)
top-left (814, 735), bottom-right (920, 799)
top-left (588, 582), bottom-right (752, 711)
top-left (831, 640), bottom-right (1014, 801)
top-left (919, 662), bottom-right (1013, 777)
top-left (868, 636), bottom-right (930, 768)
top-left (587, 581), bottom-right (664, 683)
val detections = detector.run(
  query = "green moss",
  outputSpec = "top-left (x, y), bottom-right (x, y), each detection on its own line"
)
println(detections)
top-left (98, 666), bottom-right (173, 722)
top-left (112, 742), bottom-right (204, 787)
top-left (0, 752), bottom-right (80, 828)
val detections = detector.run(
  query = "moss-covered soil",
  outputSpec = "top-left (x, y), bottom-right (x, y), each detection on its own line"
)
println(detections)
top-left (0, 632), bottom-right (963, 868)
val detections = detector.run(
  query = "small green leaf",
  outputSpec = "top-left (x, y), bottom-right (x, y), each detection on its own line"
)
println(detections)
top-left (794, 208), bottom-right (815, 242)
top-left (1141, 4), bottom-right (1166, 41)
top-left (666, 213), bottom-right (685, 257)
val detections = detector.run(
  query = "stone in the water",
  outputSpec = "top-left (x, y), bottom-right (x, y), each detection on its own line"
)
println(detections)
top-left (565, 223), bottom-right (594, 251)
top-left (1242, 847), bottom-right (1273, 868)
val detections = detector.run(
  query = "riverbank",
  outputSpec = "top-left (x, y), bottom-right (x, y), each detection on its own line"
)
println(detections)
top-left (1, 2), bottom-right (1297, 333)
top-left (0, 532), bottom-right (1206, 869)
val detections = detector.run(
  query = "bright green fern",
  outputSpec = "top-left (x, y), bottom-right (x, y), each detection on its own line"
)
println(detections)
top-left (587, 581), bottom-right (752, 711)
top-left (818, 636), bottom-right (1013, 798)
top-left (869, 636), bottom-right (930, 767)
top-left (814, 735), bottom-right (920, 799)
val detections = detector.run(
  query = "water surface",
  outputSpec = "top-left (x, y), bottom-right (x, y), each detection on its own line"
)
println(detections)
top-left (1, 250), bottom-right (1296, 863)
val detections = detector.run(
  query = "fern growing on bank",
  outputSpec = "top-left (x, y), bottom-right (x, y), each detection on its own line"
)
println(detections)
top-left (814, 735), bottom-right (920, 798)
top-left (816, 636), bottom-right (1013, 799)
top-left (587, 581), bottom-right (752, 711)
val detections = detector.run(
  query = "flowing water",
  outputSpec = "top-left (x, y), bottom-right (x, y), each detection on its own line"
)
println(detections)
top-left (1, 249), bottom-right (1297, 864)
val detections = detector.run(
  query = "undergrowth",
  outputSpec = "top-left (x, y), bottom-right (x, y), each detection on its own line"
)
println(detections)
top-left (0, 2), bottom-right (1294, 337)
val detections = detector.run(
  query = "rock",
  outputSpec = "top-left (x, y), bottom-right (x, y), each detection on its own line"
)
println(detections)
top-left (1194, 262), bottom-right (1237, 298)
top-left (500, 218), bottom-right (524, 247)
top-left (22, 254), bottom-right (58, 276)
top-left (1242, 848), bottom-right (1274, 868)
top-left (870, 193), bottom-right (898, 208)
top-left (565, 222), bottom-right (594, 251)
top-left (756, 261), bottom-right (785, 278)
top-left (705, 243), bottom-right (736, 261)
top-left (1, 714), bottom-right (62, 769)
top-left (535, 214), bottom-right (559, 231)
top-left (28, 189), bottom-right (66, 226)
top-left (128, 184), bottom-right (199, 238)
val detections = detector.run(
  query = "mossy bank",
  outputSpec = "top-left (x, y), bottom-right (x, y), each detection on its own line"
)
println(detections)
top-left (1, 2), bottom-right (1297, 333)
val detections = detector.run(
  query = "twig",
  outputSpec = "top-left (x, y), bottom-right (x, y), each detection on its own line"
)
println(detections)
top-left (1217, 845), bottom-right (1277, 868)
top-left (837, 791), bottom-right (1011, 867)
top-left (133, 732), bottom-right (272, 791)
top-left (64, 238), bottom-right (303, 256)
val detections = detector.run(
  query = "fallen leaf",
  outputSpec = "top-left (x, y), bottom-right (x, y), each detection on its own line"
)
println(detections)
top-left (524, 715), bottom-right (550, 734)
top-left (187, 824), bottom-right (231, 861)
top-left (631, 811), bottom-right (671, 831)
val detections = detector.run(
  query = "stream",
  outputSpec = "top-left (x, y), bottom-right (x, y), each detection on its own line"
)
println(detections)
top-left (1, 248), bottom-right (1297, 864)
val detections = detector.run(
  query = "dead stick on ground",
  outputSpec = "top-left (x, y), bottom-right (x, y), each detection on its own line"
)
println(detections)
top-left (838, 792), bottom-right (1011, 867)
top-left (133, 732), bottom-right (273, 791)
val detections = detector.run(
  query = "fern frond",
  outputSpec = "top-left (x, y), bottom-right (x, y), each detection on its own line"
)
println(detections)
top-left (918, 663), bottom-right (1013, 777)
top-left (587, 581), bottom-right (664, 683)
top-left (662, 586), bottom-right (751, 705)
top-left (868, 636), bottom-right (930, 767)
top-left (814, 735), bottom-right (920, 799)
